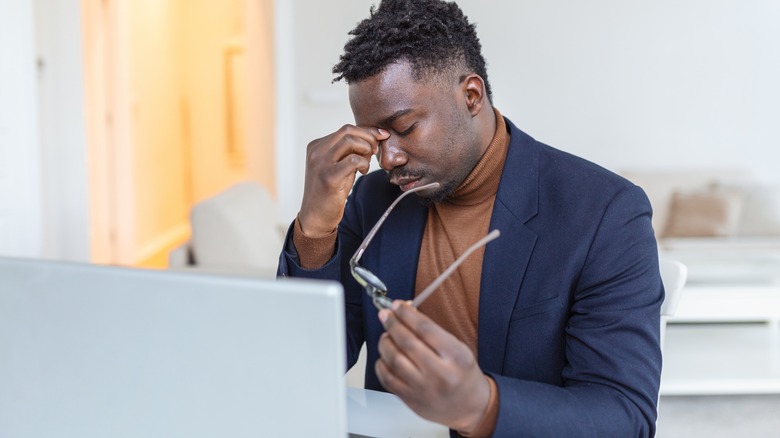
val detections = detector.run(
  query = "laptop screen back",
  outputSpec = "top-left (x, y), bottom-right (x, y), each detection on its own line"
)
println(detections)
top-left (0, 257), bottom-right (346, 437)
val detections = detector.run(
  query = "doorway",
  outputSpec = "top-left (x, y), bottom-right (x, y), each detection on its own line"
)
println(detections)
top-left (81, 0), bottom-right (275, 267)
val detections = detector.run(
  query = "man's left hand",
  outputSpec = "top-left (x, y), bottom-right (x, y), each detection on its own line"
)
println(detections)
top-left (376, 300), bottom-right (491, 433)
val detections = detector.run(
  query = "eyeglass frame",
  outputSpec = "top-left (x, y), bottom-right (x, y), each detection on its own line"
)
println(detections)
top-left (349, 181), bottom-right (500, 310)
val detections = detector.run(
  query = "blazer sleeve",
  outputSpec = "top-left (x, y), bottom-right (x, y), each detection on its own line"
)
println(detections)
top-left (489, 185), bottom-right (664, 437)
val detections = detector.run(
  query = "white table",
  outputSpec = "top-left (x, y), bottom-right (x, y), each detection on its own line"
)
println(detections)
top-left (347, 387), bottom-right (449, 437)
top-left (662, 279), bottom-right (780, 395)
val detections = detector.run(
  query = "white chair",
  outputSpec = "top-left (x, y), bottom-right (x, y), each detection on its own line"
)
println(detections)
top-left (169, 181), bottom-right (286, 277)
top-left (657, 258), bottom-right (688, 422)
top-left (659, 258), bottom-right (688, 348)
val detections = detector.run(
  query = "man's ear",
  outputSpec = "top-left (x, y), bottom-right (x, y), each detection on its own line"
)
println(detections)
top-left (462, 74), bottom-right (487, 117)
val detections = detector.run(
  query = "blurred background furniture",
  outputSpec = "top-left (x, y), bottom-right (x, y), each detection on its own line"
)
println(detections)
top-left (621, 169), bottom-right (780, 324)
top-left (623, 169), bottom-right (780, 396)
top-left (168, 181), bottom-right (286, 278)
top-left (621, 169), bottom-right (780, 285)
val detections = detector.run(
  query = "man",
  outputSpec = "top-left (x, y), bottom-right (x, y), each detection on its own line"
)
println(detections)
top-left (277, 0), bottom-right (663, 436)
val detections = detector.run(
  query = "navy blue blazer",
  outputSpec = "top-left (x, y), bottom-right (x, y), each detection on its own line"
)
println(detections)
top-left (279, 118), bottom-right (663, 437)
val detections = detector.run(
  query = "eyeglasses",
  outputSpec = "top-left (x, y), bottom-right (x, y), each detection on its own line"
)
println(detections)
top-left (349, 181), bottom-right (501, 310)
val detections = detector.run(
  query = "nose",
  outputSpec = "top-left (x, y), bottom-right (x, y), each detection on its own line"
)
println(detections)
top-left (377, 138), bottom-right (408, 171)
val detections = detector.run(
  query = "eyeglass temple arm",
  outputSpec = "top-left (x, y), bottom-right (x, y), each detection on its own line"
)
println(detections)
top-left (350, 182), bottom-right (440, 266)
top-left (411, 229), bottom-right (501, 308)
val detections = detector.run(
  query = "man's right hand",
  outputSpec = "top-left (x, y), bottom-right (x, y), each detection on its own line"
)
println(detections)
top-left (298, 125), bottom-right (390, 237)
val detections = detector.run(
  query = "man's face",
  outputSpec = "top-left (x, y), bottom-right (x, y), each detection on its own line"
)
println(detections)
top-left (349, 60), bottom-right (483, 203)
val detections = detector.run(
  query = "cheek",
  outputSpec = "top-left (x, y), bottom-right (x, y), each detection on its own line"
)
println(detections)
top-left (441, 126), bottom-right (471, 163)
top-left (408, 115), bottom-right (470, 173)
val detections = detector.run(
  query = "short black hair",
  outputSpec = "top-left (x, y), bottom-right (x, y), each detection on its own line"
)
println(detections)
top-left (332, 0), bottom-right (492, 101)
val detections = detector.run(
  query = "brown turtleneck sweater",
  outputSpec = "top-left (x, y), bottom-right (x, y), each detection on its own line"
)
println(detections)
top-left (293, 108), bottom-right (509, 438)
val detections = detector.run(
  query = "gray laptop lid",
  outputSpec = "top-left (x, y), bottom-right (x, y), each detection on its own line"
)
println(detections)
top-left (0, 257), bottom-right (346, 437)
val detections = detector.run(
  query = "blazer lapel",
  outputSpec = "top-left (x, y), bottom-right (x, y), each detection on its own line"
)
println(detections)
top-left (478, 118), bottom-right (540, 374)
top-left (378, 196), bottom-right (428, 303)
top-left (478, 203), bottom-right (537, 373)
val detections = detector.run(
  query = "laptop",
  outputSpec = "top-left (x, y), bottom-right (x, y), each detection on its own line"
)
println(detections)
top-left (0, 257), bottom-right (347, 437)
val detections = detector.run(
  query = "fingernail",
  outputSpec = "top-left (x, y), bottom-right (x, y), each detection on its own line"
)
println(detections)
top-left (378, 309), bottom-right (389, 324)
top-left (377, 128), bottom-right (389, 136)
top-left (391, 300), bottom-right (401, 311)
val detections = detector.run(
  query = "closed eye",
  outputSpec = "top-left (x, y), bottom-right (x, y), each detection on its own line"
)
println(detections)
top-left (396, 123), bottom-right (417, 137)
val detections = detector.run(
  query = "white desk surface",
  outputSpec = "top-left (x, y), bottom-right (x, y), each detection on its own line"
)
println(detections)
top-left (347, 387), bottom-right (449, 437)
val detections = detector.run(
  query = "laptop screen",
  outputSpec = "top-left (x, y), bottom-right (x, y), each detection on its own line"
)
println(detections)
top-left (0, 257), bottom-right (346, 437)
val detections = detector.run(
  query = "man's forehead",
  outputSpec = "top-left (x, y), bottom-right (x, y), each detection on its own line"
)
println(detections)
top-left (349, 64), bottom-right (424, 124)
top-left (350, 62), bottom-right (417, 96)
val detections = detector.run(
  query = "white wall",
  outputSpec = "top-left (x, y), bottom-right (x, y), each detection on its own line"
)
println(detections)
top-left (275, 0), bottom-right (368, 222)
top-left (462, 0), bottom-right (780, 181)
top-left (276, 0), bottom-right (780, 220)
top-left (0, 0), bottom-right (44, 258)
top-left (0, 0), bottom-right (90, 261)
top-left (34, 0), bottom-right (91, 261)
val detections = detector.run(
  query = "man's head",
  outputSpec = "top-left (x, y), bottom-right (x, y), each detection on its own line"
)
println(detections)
top-left (333, 0), bottom-right (492, 102)
top-left (334, 0), bottom-right (496, 204)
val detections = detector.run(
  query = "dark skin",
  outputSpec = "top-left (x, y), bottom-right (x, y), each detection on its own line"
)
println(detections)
top-left (297, 59), bottom-right (496, 433)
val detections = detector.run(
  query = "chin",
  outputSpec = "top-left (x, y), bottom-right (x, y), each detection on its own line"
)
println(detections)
top-left (417, 181), bottom-right (457, 206)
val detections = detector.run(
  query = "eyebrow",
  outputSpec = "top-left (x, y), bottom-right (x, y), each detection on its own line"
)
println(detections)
top-left (378, 108), bottom-right (414, 127)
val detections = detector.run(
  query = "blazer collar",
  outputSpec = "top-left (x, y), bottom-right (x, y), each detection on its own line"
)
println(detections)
top-left (495, 117), bottom-right (540, 223)
top-left (377, 194), bottom-right (428, 303)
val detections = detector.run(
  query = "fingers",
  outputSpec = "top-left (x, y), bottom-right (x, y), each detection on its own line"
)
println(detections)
top-left (376, 316), bottom-right (438, 377)
top-left (298, 125), bottom-right (389, 236)
top-left (375, 334), bottom-right (416, 395)
top-left (309, 129), bottom-right (380, 183)
top-left (331, 152), bottom-right (372, 177)
top-left (375, 302), bottom-right (458, 391)
top-left (307, 126), bottom-right (388, 182)
top-left (384, 301), bottom-right (461, 360)
top-left (319, 125), bottom-right (389, 163)
top-left (376, 309), bottom-right (431, 391)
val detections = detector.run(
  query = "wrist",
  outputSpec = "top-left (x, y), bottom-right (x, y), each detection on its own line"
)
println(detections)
top-left (297, 212), bottom-right (336, 238)
top-left (455, 374), bottom-right (492, 434)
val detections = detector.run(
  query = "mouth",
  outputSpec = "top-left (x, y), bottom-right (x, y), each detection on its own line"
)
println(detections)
top-left (391, 176), bottom-right (423, 192)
